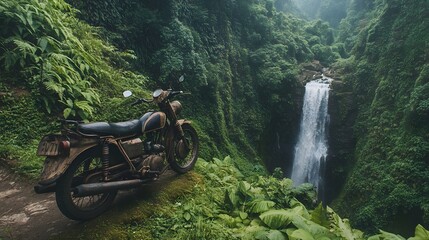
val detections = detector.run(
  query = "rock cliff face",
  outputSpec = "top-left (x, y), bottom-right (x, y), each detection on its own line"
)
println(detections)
top-left (260, 82), bottom-right (303, 176)
top-left (325, 78), bottom-right (357, 203)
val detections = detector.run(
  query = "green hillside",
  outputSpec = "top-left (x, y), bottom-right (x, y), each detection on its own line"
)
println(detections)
top-left (1, 0), bottom-right (429, 238)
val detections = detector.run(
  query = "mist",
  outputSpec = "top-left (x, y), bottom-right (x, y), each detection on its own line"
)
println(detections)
top-left (291, 0), bottom-right (350, 28)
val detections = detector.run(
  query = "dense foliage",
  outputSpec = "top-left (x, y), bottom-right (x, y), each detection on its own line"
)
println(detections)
top-left (0, 0), bottom-right (147, 174)
top-left (64, 0), bottom-right (342, 166)
top-left (1, 0), bottom-right (429, 238)
top-left (153, 157), bottom-right (429, 240)
top-left (0, 0), bottom-right (143, 120)
top-left (0, 0), bottom-right (344, 171)
top-left (332, 0), bottom-right (429, 235)
top-left (55, 156), bottom-right (429, 239)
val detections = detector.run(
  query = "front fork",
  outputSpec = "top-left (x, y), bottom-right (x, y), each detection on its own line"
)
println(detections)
top-left (175, 121), bottom-right (185, 139)
top-left (165, 102), bottom-right (187, 146)
top-left (174, 120), bottom-right (191, 152)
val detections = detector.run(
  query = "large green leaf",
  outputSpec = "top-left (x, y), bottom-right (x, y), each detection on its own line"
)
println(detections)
top-left (326, 206), bottom-right (364, 240)
top-left (267, 230), bottom-right (287, 240)
top-left (239, 211), bottom-right (248, 220)
top-left (311, 203), bottom-right (330, 228)
top-left (239, 181), bottom-right (252, 196)
top-left (288, 228), bottom-right (315, 240)
top-left (255, 230), bottom-right (269, 240)
top-left (38, 36), bottom-right (48, 52)
top-left (241, 225), bottom-right (269, 240)
top-left (248, 199), bottom-right (276, 213)
top-left (291, 214), bottom-right (333, 239)
top-left (289, 203), bottom-right (311, 220)
top-left (368, 230), bottom-right (406, 240)
top-left (223, 155), bottom-right (232, 163)
top-left (409, 224), bottom-right (429, 240)
top-left (224, 188), bottom-right (239, 209)
top-left (259, 209), bottom-right (293, 229)
top-left (63, 107), bottom-right (72, 119)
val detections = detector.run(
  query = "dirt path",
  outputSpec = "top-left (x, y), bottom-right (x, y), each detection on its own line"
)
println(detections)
top-left (0, 166), bottom-right (178, 240)
top-left (0, 167), bottom-right (79, 240)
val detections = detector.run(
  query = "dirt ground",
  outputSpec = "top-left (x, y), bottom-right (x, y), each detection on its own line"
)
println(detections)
top-left (0, 167), bottom-right (77, 240)
top-left (0, 165), bottom-right (178, 240)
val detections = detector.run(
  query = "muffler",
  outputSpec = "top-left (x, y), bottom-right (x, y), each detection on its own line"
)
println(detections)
top-left (73, 179), bottom-right (152, 197)
top-left (34, 182), bottom-right (56, 194)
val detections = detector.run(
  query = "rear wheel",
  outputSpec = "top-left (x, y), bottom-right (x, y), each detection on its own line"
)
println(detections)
top-left (167, 123), bottom-right (199, 173)
top-left (55, 154), bottom-right (117, 221)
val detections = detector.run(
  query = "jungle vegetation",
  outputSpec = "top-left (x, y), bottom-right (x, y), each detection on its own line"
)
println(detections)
top-left (0, 0), bottom-right (428, 238)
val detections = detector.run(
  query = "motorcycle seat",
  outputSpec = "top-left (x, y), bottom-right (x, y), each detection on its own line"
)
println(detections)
top-left (77, 112), bottom-right (166, 137)
top-left (78, 120), bottom-right (141, 137)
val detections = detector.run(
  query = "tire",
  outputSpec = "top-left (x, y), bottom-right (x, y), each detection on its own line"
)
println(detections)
top-left (55, 154), bottom-right (117, 221)
top-left (167, 123), bottom-right (199, 173)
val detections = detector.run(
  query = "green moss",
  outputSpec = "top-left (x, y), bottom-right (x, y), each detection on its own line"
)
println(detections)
top-left (53, 172), bottom-right (202, 240)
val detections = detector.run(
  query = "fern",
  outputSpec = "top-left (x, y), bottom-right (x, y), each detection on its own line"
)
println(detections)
top-left (74, 100), bottom-right (93, 114)
top-left (12, 38), bottom-right (37, 63)
top-left (0, 0), bottom-right (133, 120)
top-left (44, 80), bottom-right (65, 96)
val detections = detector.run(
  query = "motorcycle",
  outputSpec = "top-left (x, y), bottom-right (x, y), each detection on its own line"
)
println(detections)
top-left (34, 76), bottom-right (199, 220)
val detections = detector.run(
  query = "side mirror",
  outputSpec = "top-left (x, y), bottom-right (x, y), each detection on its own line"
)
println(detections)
top-left (123, 90), bottom-right (133, 98)
top-left (179, 75), bottom-right (184, 83)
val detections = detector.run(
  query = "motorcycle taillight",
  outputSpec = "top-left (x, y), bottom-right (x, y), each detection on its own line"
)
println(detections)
top-left (59, 140), bottom-right (71, 155)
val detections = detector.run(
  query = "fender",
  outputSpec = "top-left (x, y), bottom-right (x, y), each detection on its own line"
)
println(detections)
top-left (38, 136), bottom-right (99, 185)
top-left (177, 119), bottom-right (192, 125)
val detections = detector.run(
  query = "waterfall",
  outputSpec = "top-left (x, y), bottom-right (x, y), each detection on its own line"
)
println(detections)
top-left (291, 77), bottom-right (331, 196)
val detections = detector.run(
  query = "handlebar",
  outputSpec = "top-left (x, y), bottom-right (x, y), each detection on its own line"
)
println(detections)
top-left (130, 90), bottom-right (188, 106)
top-left (168, 90), bottom-right (184, 98)
top-left (131, 98), bottom-right (152, 106)
top-left (59, 119), bottom-right (84, 125)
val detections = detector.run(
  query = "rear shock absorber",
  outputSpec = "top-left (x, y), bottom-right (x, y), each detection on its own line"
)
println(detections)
top-left (102, 141), bottom-right (109, 181)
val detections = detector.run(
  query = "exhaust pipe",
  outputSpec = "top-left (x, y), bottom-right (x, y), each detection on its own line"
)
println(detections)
top-left (73, 179), bottom-right (152, 197)
top-left (34, 182), bottom-right (56, 194)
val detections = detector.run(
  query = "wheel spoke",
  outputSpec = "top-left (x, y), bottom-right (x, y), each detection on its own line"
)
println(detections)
top-left (170, 125), bottom-right (199, 172)
top-left (69, 157), bottom-right (112, 210)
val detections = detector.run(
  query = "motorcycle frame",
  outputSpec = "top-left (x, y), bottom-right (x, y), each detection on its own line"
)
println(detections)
top-left (35, 98), bottom-right (190, 193)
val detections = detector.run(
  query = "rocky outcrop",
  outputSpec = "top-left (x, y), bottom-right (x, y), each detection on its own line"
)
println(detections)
top-left (326, 79), bottom-right (357, 203)
top-left (297, 60), bottom-right (325, 83)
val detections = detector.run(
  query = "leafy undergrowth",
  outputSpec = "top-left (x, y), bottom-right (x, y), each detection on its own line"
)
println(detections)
top-left (53, 172), bottom-right (202, 240)
top-left (57, 156), bottom-right (429, 240)
top-left (0, 93), bottom-right (58, 178)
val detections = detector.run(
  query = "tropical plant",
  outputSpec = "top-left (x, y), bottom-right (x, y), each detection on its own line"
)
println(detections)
top-left (0, 0), bottom-right (141, 120)
top-left (141, 156), bottom-right (428, 240)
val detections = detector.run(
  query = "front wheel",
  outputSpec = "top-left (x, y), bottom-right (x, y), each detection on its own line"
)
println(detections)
top-left (167, 123), bottom-right (199, 173)
top-left (55, 154), bottom-right (117, 221)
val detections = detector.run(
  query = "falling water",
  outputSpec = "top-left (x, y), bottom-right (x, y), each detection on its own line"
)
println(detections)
top-left (291, 77), bottom-right (331, 197)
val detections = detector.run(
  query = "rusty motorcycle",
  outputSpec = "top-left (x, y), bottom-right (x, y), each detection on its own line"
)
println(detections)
top-left (34, 76), bottom-right (199, 220)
